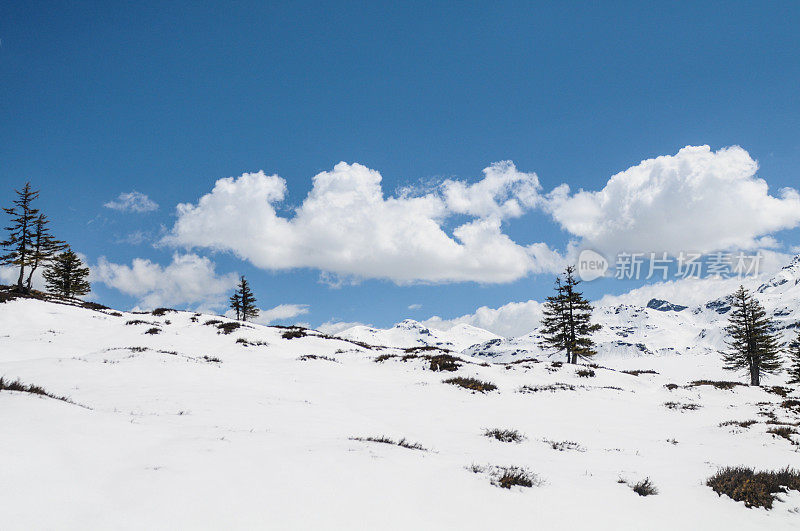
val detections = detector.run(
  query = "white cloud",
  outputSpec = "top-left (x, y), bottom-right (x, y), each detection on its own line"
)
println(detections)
top-left (441, 161), bottom-right (541, 219)
top-left (163, 163), bottom-right (562, 284)
top-left (245, 303), bottom-right (310, 325)
top-left (423, 300), bottom-right (545, 338)
top-left (316, 320), bottom-right (369, 335)
top-left (104, 191), bottom-right (159, 213)
top-left (408, 303), bottom-right (422, 310)
top-left (546, 145), bottom-right (800, 258)
top-left (92, 253), bottom-right (237, 310)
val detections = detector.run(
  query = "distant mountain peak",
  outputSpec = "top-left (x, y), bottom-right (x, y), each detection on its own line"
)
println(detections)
top-left (646, 299), bottom-right (688, 312)
top-left (757, 253), bottom-right (800, 293)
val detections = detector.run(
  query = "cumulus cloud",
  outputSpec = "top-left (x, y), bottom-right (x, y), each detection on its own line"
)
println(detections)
top-left (546, 145), bottom-right (800, 258)
top-left (244, 303), bottom-right (310, 325)
top-left (92, 253), bottom-right (237, 310)
top-left (104, 191), bottom-right (159, 213)
top-left (423, 300), bottom-right (545, 338)
top-left (163, 162), bottom-right (562, 284)
top-left (441, 161), bottom-right (541, 219)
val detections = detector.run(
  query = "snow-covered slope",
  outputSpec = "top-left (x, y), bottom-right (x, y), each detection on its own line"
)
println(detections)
top-left (1, 296), bottom-right (800, 529)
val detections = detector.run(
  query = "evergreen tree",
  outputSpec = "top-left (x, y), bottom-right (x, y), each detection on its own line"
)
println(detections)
top-left (25, 214), bottom-right (66, 291)
top-left (231, 276), bottom-right (259, 322)
top-left (539, 265), bottom-right (601, 363)
top-left (43, 249), bottom-right (91, 299)
top-left (1, 183), bottom-right (40, 292)
top-left (787, 329), bottom-right (800, 385)
top-left (722, 286), bottom-right (783, 386)
top-left (229, 291), bottom-right (242, 321)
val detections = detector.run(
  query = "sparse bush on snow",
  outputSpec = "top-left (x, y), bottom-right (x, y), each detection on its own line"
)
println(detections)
top-left (631, 478), bottom-right (658, 496)
top-left (443, 376), bottom-right (497, 393)
top-left (484, 428), bottom-right (525, 443)
top-left (707, 467), bottom-right (800, 509)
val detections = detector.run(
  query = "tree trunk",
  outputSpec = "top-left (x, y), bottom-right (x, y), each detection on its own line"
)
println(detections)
top-left (750, 360), bottom-right (760, 386)
top-left (25, 264), bottom-right (37, 291)
top-left (16, 263), bottom-right (25, 293)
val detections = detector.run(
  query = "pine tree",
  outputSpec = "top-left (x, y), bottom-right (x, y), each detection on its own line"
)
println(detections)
top-left (229, 292), bottom-right (242, 321)
top-left (43, 249), bottom-right (91, 299)
top-left (540, 277), bottom-right (569, 360)
top-left (231, 276), bottom-right (259, 322)
top-left (722, 286), bottom-right (783, 386)
top-left (1, 183), bottom-right (40, 292)
top-left (787, 329), bottom-right (800, 385)
top-left (539, 265), bottom-right (601, 363)
top-left (25, 214), bottom-right (66, 291)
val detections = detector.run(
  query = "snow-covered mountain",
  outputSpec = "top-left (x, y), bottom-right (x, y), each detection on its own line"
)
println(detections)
top-left (336, 319), bottom-right (501, 351)
top-left (344, 254), bottom-right (800, 362)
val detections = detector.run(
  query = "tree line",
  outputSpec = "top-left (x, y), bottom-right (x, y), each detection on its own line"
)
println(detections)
top-left (538, 266), bottom-right (800, 387)
top-left (1, 183), bottom-right (90, 298)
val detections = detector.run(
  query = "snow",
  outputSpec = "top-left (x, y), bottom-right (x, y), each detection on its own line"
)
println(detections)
top-left (1, 292), bottom-right (799, 529)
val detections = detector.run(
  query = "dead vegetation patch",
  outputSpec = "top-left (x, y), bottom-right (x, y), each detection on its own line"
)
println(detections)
top-left (719, 419), bottom-right (758, 429)
top-left (707, 466), bottom-right (800, 509)
top-left (216, 322), bottom-right (241, 335)
top-left (235, 338), bottom-right (268, 347)
top-left (663, 401), bottom-right (701, 411)
top-left (0, 377), bottom-right (73, 404)
top-left (767, 426), bottom-right (798, 445)
top-left (545, 439), bottom-right (585, 452)
top-left (350, 436), bottom-right (427, 451)
top-left (631, 478), bottom-right (658, 496)
top-left (484, 428), bottom-right (525, 443)
top-left (519, 383), bottom-right (576, 393)
top-left (297, 354), bottom-right (338, 362)
top-left (125, 319), bottom-right (156, 326)
top-left (467, 464), bottom-right (544, 490)
top-left (689, 380), bottom-right (746, 390)
top-left (621, 369), bottom-right (659, 376)
top-left (282, 328), bottom-right (307, 339)
top-left (443, 376), bottom-right (497, 393)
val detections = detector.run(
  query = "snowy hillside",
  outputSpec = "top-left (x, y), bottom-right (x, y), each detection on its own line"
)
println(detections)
top-left (1, 295), bottom-right (800, 529)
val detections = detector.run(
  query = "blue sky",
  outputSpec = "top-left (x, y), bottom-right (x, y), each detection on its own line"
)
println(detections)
top-left (2, 1), bottom-right (800, 332)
